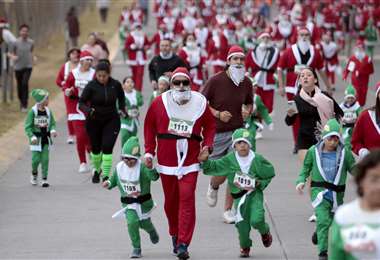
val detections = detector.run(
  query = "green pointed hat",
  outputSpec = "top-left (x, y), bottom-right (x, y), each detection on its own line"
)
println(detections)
top-left (121, 136), bottom-right (141, 159)
top-left (31, 88), bottom-right (49, 103)
top-left (232, 128), bottom-right (253, 148)
top-left (321, 119), bottom-right (342, 140)
top-left (344, 84), bottom-right (356, 100)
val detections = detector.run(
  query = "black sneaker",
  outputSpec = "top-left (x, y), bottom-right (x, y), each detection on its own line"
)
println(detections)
top-left (172, 236), bottom-right (178, 255)
top-left (92, 170), bottom-right (100, 183)
top-left (177, 243), bottom-right (189, 260)
top-left (239, 247), bottom-right (250, 258)
top-left (312, 231), bottom-right (318, 245)
top-left (292, 145), bottom-right (298, 154)
top-left (318, 251), bottom-right (328, 260)
top-left (41, 179), bottom-right (49, 188)
top-left (149, 228), bottom-right (159, 244)
top-left (101, 175), bottom-right (109, 182)
top-left (261, 232), bottom-right (273, 247)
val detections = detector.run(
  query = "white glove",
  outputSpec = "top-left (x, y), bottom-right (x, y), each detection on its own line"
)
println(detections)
top-left (296, 182), bottom-right (305, 194)
top-left (359, 148), bottom-right (370, 159)
top-left (31, 136), bottom-right (38, 145)
top-left (64, 88), bottom-right (72, 97)
top-left (268, 123), bottom-right (274, 131)
top-left (130, 43), bottom-right (137, 50)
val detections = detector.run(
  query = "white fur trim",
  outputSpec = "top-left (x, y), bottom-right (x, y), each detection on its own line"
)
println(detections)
top-left (144, 153), bottom-right (154, 159)
top-left (157, 163), bottom-right (199, 177)
top-left (232, 138), bottom-right (252, 148)
top-left (171, 72), bottom-right (191, 81)
top-left (227, 52), bottom-right (245, 60)
top-left (79, 56), bottom-right (94, 61)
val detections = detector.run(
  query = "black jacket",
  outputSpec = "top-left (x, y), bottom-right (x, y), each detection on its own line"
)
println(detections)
top-left (148, 54), bottom-right (187, 82)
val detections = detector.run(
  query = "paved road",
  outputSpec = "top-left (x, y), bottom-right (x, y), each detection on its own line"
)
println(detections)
top-left (1, 7), bottom-right (380, 260)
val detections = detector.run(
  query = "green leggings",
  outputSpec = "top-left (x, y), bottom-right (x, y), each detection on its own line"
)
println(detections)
top-left (126, 209), bottom-right (156, 249)
top-left (31, 145), bottom-right (49, 179)
top-left (315, 199), bottom-right (334, 253)
top-left (235, 191), bottom-right (270, 248)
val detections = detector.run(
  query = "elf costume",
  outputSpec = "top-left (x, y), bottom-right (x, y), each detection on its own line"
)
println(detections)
top-left (296, 119), bottom-right (355, 258)
top-left (202, 128), bottom-right (274, 257)
top-left (339, 84), bottom-right (361, 148)
top-left (24, 89), bottom-right (56, 187)
top-left (120, 89), bottom-right (143, 148)
top-left (329, 199), bottom-right (380, 260)
top-left (149, 76), bottom-right (170, 105)
top-left (105, 136), bottom-right (159, 258)
top-left (364, 19), bottom-right (378, 58)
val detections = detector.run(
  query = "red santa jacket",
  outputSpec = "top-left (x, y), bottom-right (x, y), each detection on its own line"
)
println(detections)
top-left (63, 67), bottom-right (96, 120)
top-left (319, 41), bottom-right (339, 72)
top-left (125, 32), bottom-right (150, 66)
top-left (56, 61), bottom-right (77, 89)
top-left (206, 32), bottom-right (229, 67)
top-left (278, 44), bottom-right (324, 95)
top-left (178, 47), bottom-right (206, 87)
top-left (144, 91), bottom-right (215, 177)
top-left (245, 46), bottom-right (279, 90)
top-left (343, 55), bottom-right (374, 88)
top-left (272, 22), bottom-right (297, 50)
top-left (351, 109), bottom-right (380, 155)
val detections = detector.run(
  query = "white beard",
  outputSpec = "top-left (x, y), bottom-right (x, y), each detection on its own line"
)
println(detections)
top-left (229, 65), bottom-right (246, 86)
top-left (321, 41), bottom-right (337, 59)
top-left (297, 40), bottom-right (310, 54)
top-left (278, 21), bottom-right (292, 37)
top-left (172, 89), bottom-right (191, 104)
top-left (354, 50), bottom-right (365, 60)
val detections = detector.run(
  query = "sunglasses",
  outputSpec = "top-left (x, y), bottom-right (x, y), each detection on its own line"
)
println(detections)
top-left (121, 157), bottom-right (137, 161)
top-left (172, 80), bottom-right (190, 86)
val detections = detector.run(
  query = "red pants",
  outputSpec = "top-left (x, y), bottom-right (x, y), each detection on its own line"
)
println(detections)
top-left (326, 70), bottom-right (335, 85)
top-left (71, 120), bottom-right (91, 163)
top-left (160, 172), bottom-right (198, 246)
top-left (286, 92), bottom-right (300, 146)
top-left (131, 65), bottom-right (145, 91)
top-left (353, 83), bottom-right (368, 107)
top-left (64, 95), bottom-right (74, 136)
top-left (256, 87), bottom-right (274, 113)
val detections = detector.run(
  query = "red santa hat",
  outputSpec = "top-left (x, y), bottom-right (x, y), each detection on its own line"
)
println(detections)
top-left (257, 31), bottom-right (271, 40)
top-left (79, 50), bottom-right (94, 61)
top-left (227, 45), bottom-right (245, 60)
top-left (298, 27), bottom-right (310, 35)
top-left (0, 17), bottom-right (8, 28)
top-left (171, 67), bottom-right (191, 82)
top-left (355, 40), bottom-right (365, 49)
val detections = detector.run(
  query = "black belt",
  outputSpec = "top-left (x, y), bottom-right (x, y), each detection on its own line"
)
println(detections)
top-left (253, 68), bottom-right (275, 73)
top-left (157, 133), bottom-right (203, 142)
top-left (342, 123), bottom-right (355, 128)
top-left (120, 193), bottom-right (152, 204)
top-left (33, 132), bottom-right (50, 137)
top-left (231, 190), bottom-right (248, 199)
top-left (311, 181), bottom-right (346, 193)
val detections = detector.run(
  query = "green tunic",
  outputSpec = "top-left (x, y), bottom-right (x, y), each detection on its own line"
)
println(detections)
top-left (120, 90), bottom-right (143, 147)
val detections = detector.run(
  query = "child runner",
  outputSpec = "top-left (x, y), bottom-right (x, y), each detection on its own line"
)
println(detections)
top-left (120, 76), bottom-right (143, 148)
top-left (149, 75), bottom-right (170, 105)
top-left (199, 128), bottom-right (274, 258)
top-left (102, 136), bottom-right (159, 258)
top-left (296, 119), bottom-right (356, 260)
top-left (24, 89), bottom-right (57, 187)
top-left (339, 84), bottom-right (361, 149)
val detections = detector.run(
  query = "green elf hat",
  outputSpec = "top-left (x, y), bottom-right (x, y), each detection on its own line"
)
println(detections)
top-left (321, 119), bottom-right (342, 140)
top-left (232, 128), bottom-right (253, 148)
top-left (121, 136), bottom-right (141, 159)
top-left (344, 84), bottom-right (356, 100)
top-left (31, 88), bottom-right (49, 104)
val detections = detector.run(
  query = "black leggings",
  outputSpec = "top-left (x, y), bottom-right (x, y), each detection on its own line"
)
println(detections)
top-left (86, 116), bottom-right (120, 154)
top-left (15, 68), bottom-right (32, 108)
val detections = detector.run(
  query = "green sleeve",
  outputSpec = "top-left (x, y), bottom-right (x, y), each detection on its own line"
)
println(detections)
top-left (356, 107), bottom-right (362, 116)
top-left (108, 169), bottom-right (118, 190)
top-left (49, 111), bottom-right (56, 132)
top-left (201, 155), bottom-right (231, 177)
top-left (329, 220), bottom-right (347, 260)
top-left (256, 155), bottom-right (275, 191)
top-left (345, 148), bottom-right (356, 175)
top-left (256, 96), bottom-right (272, 125)
top-left (142, 165), bottom-right (159, 181)
top-left (24, 110), bottom-right (35, 139)
top-left (137, 91), bottom-right (144, 107)
top-left (296, 148), bottom-right (314, 184)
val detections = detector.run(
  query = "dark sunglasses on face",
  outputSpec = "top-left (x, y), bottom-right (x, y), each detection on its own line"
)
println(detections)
top-left (121, 156), bottom-right (137, 162)
top-left (172, 80), bottom-right (190, 86)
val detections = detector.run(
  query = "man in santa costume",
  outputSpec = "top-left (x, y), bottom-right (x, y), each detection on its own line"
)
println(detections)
top-left (277, 27), bottom-right (332, 153)
top-left (144, 67), bottom-right (215, 260)
top-left (342, 40), bottom-right (374, 107)
top-left (125, 22), bottom-right (150, 91)
top-left (55, 48), bottom-right (80, 144)
top-left (319, 31), bottom-right (339, 86)
top-left (206, 26), bottom-right (229, 74)
top-left (150, 23), bottom-right (174, 55)
top-left (63, 50), bottom-right (95, 173)
top-left (175, 10), bottom-right (197, 35)
top-left (178, 33), bottom-right (206, 91)
top-left (272, 12), bottom-right (297, 51)
top-left (245, 32), bottom-right (279, 114)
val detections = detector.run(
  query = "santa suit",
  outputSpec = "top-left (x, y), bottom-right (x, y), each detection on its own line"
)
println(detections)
top-left (144, 91), bottom-right (215, 246)
top-left (130, 8), bottom-right (144, 24)
top-left (342, 55), bottom-right (374, 106)
top-left (175, 15), bottom-right (197, 35)
top-left (199, 0), bottom-right (215, 24)
top-left (272, 21), bottom-right (297, 50)
top-left (206, 32), bottom-right (229, 74)
top-left (194, 27), bottom-right (210, 50)
top-left (56, 61), bottom-right (76, 137)
top-left (306, 21), bottom-right (322, 45)
top-left (351, 109), bottom-right (380, 156)
top-left (245, 45), bottom-right (280, 113)
top-left (278, 44), bottom-right (324, 146)
top-left (125, 31), bottom-right (150, 91)
top-left (64, 66), bottom-right (95, 164)
top-left (178, 46), bottom-right (206, 91)
top-left (320, 41), bottom-right (339, 84)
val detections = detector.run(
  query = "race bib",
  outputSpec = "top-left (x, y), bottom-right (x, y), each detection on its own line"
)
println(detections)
top-left (34, 116), bottom-right (48, 128)
top-left (128, 108), bottom-right (139, 118)
top-left (233, 172), bottom-right (255, 191)
top-left (295, 64), bottom-right (307, 74)
top-left (343, 111), bottom-right (357, 123)
top-left (341, 225), bottom-right (380, 259)
top-left (121, 181), bottom-right (141, 197)
top-left (75, 80), bottom-right (89, 96)
top-left (168, 118), bottom-right (194, 138)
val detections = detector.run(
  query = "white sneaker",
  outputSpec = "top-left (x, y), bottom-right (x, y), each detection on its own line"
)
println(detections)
top-left (223, 209), bottom-right (236, 224)
top-left (40, 179), bottom-right (49, 188)
top-left (66, 136), bottom-right (74, 144)
top-left (308, 214), bottom-right (317, 222)
top-left (78, 163), bottom-right (89, 173)
top-left (206, 184), bottom-right (218, 207)
top-left (255, 131), bottom-right (263, 140)
top-left (30, 175), bottom-right (37, 185)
